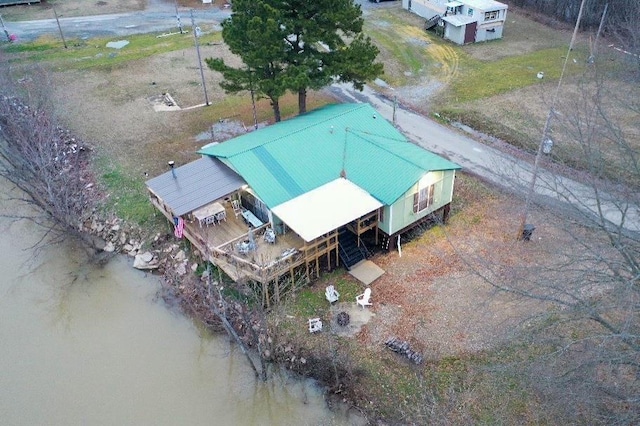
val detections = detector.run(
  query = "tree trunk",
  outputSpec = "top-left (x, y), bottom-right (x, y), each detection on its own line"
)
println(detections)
top-left (271, 98), bottom-right (281, 122)
top-left (298, 89), bottom-right (307, 115)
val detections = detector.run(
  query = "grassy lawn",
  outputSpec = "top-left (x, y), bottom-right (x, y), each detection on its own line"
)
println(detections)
top-left (441, 46), bottom-right (588, 104)
top-left (4, 31), bottom-right (223, 70)
top-left (366, 7), bottom-right (587, 104)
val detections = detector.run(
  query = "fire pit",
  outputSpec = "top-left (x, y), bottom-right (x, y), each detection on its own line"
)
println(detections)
top-left (336, 311), bottom-right (350, 327)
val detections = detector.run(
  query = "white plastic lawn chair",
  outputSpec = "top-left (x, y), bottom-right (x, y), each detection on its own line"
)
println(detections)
top-left (356, 288), bottom-right (372, 309)
top-left (308, 318), bottom-right (323, 333)
top-left (325, 285), bottom-right (339, 304)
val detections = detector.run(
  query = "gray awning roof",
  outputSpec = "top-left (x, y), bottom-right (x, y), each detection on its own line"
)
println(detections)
top-left (145, 156), bottom-right (246, 216)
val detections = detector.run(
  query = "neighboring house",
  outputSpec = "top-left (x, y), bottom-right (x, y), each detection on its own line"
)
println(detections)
top-left (146, 103), bottom-right (460, 293)
top-left (403, 0), bottom-right (508, 45)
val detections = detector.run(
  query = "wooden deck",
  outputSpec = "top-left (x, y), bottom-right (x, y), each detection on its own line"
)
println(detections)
top-left (152, 198), bottom-right (308, 283)
top-left (185, 203), bottom-right (304, 261)
top-left (185, 203), bottom-right (251, 249)
top-left (150, 195), bottom-right (352, 307)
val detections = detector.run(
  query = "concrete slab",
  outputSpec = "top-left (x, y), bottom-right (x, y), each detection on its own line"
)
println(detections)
top-left (328, 302), bottom-right (375, 337)
top-left (348, 260), bottom-right (384, 285)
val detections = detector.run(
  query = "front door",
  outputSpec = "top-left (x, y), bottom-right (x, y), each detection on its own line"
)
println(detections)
top-left (464, 22), bottom-right (477, 44)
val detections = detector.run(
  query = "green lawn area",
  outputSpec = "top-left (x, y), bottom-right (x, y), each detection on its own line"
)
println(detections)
top-left (4, 31), bottom-right (223, 70)
top-left (442, 46), bottom-right (588, 104)
top-left (364, 7), bottom-right (588, 105)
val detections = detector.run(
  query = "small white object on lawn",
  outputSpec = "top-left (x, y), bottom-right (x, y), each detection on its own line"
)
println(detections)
top-left (356, 288), bottom-right (372, 309)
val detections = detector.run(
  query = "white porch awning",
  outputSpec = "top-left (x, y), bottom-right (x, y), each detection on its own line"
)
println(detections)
top-left (271, 178), bottom-right (383, 242)
top-left (442, 14), bottom-right (477, 26)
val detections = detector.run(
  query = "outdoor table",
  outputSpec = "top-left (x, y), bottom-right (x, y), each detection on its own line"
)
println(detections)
top-left (241, 210), bottom-right (263, 228)
top-left (193, 202), bottom-right (225, 227)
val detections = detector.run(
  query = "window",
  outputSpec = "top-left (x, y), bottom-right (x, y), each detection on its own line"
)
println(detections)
top-left (379, 207), bottom-right (384, 223)
top-left (413, 184), bottom-right (434, 213)
top-left (484, 10), bottom-right (499, 20)
top-left (467, 8), bottom-right (473, 16)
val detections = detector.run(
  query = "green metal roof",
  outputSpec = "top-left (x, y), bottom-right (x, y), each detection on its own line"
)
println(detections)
top-left (198, 103), bottom-right (461, 208)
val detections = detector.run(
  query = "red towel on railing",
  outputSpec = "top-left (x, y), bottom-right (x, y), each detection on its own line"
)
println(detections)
top-left (173, 216), bottom-right (184, 239)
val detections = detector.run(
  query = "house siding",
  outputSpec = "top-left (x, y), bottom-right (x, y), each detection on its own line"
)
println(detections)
top-left (402, 0), bottom-right (444, 20)
top-left (445, 25), bottom-right (466, 45)
top-left (379, 170), bottom-right (455, 235)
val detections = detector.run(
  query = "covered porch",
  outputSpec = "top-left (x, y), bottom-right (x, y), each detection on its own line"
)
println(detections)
top-left (147, 161), bottom-right (384, 304)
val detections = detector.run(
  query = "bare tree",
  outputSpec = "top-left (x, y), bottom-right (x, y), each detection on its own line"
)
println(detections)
top-left (0, 63), bottom-right (101, 255)
top-left (459, 49), bottom-right (640, 424)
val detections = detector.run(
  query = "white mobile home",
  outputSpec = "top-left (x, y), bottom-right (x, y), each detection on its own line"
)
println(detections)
top-left (403, 0), bottom-right (508, 45)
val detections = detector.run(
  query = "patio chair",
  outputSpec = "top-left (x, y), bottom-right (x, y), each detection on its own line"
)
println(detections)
top-left (263, 227), bottom-right (276, 244)
top-left (215, 210), bottom-right (227, 223)
top-left (231, 199), bottom-right (242, 218)
top-left (308, 318), bottom-right (323, 333)
top-left (205, 215), bottom-right (216, 226)
top-left (325, 285), bottom-right (339, 304)
top-left (356, 287), bottom-right (372, 309)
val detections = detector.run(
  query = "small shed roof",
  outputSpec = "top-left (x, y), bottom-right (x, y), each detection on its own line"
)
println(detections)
top-left (145, 156), bottom-right (246, 216)
top-left (271, 178), bottom-right (383, 242)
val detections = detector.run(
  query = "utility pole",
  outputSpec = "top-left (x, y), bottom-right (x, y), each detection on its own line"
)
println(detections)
top-left (53, 8), bottom-right (67, 49)
top-left (190, 10), bottom-right (209, 106)
top-left (248, 69), bottom-right (258, 129)
top-left (174, 0), bottom-right (184, 34)
top-left (517, 0), bottom-right (587, 240)
top-left (392, 95), bottom-right (397, 126)
top-left (0, 14), bottom-right (11, 42)
top-left (589, 3), bottom-right (608, 63)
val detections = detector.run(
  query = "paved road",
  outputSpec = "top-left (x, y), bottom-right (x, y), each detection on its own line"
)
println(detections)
top-left (328, 83), bottom-right (639, 233)
top-left (4, 4), bottom-right (231, 42)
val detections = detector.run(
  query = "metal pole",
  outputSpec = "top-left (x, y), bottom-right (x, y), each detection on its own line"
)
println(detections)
top-left (517, 0), bottom-right (587, 240)
top-left (0, 14), bottom-right (11, 42)
top-left (591, 3), bottom-right (608, 62)
top-left (190, 10), bottom-right (210, 106)
top-left (53, 8), bottom-right (67, 49)
top-left (249, 69), bottom-right (258, 129)
top-left (175, 0), bottom-right (184, 34)
top-left (392, 95), bottom-right (397, 126)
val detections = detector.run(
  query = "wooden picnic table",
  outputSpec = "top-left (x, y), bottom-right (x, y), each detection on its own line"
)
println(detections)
top-left (193, 202), bottom-right (225, 227)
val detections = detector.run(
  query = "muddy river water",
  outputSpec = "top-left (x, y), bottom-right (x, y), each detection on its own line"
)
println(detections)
top-left (0, 184), bottom-right (361, 425)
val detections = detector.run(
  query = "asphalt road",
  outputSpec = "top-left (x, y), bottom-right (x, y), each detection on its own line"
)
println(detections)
top-left (4, 4), bottom-right (231, 42)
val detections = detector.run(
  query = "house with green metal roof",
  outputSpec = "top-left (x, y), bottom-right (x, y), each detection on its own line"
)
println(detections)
top-left (198, 102), bottom-right (460, 251)
top-left (146, 102), bottom-right (460, 288)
